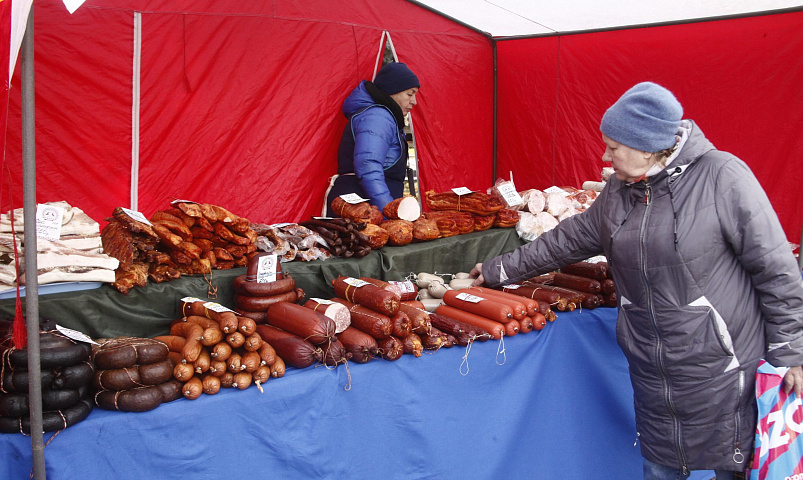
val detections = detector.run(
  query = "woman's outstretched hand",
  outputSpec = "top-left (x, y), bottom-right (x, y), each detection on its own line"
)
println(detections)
top-left (469, 263), bottom-right (484, 286)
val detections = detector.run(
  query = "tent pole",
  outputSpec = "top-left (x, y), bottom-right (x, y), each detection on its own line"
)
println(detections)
top-left (21, 6), bottom-right (47, 479)
top-left (492, 40), bottom-right (497, 184)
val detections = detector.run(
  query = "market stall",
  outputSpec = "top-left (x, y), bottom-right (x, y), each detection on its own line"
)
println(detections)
top-left (1, 307), bottom-right (644, 480)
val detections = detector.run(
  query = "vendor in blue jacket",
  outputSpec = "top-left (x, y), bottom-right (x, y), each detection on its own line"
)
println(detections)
top-left (324, 62), bottom-right (420, 217)
top-left (470, 82), bottom-right (803, 479)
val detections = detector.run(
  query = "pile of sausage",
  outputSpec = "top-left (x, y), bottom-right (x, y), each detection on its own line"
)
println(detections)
top-left (502, 261), bottom-right (616, 311)
top-left (155, 298), bottom-right (284, 400)
top-left (0, 331), bottom-right (95, 433)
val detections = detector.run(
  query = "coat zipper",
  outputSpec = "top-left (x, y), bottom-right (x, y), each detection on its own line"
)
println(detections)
top-left (639, 182), bottom-right (689, 473)
top-left (733, 370), bottom-right (745, 464)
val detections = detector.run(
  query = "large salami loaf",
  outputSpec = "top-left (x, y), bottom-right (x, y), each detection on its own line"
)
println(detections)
top-left (331, 276), bottom-right (399, 316)
top-left (425, 190), bottom-right (505, 216)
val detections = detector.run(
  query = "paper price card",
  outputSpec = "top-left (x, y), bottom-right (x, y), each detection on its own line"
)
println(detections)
top-left (496, 182), bottom-right (523, 207)
top-left (544, 186), bottom-right (570, 197)
top-left (503, 284), bottom-right (521, 289)
top-left (121, 207), bottom-right (152, 225)
top-left (343, 277), bottom-right (370, 288)
top-left (340, 193), bottom-right (369, 204)
top-left (256, 254), bottom-right (278, 283)
top-left (451, 187), bottom-right (473, 196)
top-left (56, 324), bottom-right (99, 345)
top-left (389, 280), bottom-right (416, 293)
top-left (311, 298), bottom-right (335, 305)
top-left (456, 292), bottom-right (484, 303)
top-left (181, 297), bottom-right (203, 303)
top-left (36, 204), bottom-right (64, 241)
top-left (204, 302), bottom-right (235, 313)
top-left (170, 199), bottom-right (199, 205)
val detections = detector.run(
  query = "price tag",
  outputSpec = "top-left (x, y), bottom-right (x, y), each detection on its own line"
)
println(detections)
top-left (120, 207), bottom-right (152, 225)
top-left (56, 324), bottom-right (99, 345)
top-left (181, 296), bottom-right (203, 303)
top-left (343, 277), bottom-right (370, 288)
top-left (170, 199), bottom-right (199, 205)
top-left (272, 222), bottom-right (293, 228)
top-left (256, 254), bottom-right (278, 283)
top-left (389, 280), bottom-right (416, 294)
top-left (36, 204), bottom-right (64, 241)
top-left (503, 284), bottom-right (521, 289)
top-left (313, 216), bottom-right (334, 220)
top-left (311, 298), bottom-right (335, 305)
top-left (456, 292), bottom-right (485, 303)
top-left (451, 187), bottom-right (473, 196)
top-left (340, 193), bottom-right (368, 204)
top-left (585, 255), bottom-right (608, 264)
top-left (203, 302), bottom-right (235, 313)
top-left (544, 186), bottom-right (570, 197)
top-left (496, 182), bottom-right (523, 207)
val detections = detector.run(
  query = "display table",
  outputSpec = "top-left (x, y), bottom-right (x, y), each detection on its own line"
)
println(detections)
top-left (2, 308), bottom-right (648, 479)
top-left (0, 228), bottom-right (524, 339)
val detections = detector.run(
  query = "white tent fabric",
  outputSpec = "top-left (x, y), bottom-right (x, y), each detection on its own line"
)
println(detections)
top-left (415, 0), bottom-right (803, 37)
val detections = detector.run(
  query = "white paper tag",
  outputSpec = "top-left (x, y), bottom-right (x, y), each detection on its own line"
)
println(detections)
top-left (314, 216), bottom-right (334, 220)
top-left (496, 182), bottom-right (523, 207)
top-left (544, 186), bottom-right (570, 197)
top-left (585, 255), bottom-right (608, 264)
top-left (452, 187), bottom-right (473, 196)
top-left (36, 204), bottom-right (64, 241)
top-left (181, 296), bottom-right (203, 303)
top-left (203, 302), bottom-right (235, 313)
top-left (343, 277), bottom-right (370, 288)
top-left (272, 222), bottom-right (293, 228)
top-left (256, 255), bottom-right (278, 283)
top-left (120, 207), bottom-right (152, 225)
top-left (311, 298), bottom-right (335, 305)
top-left (503, 284), bottom-right (521, 289)
top-left (170, 199), bottom-right (199, 205)
top-left (456, 292), bottom-right (484, 303)
top-left (389, 280), bottom-right (416, 294)
top-left (56, 324), bottom-right (99, 345)
top-left (340, 193), bottom-right (368, 204)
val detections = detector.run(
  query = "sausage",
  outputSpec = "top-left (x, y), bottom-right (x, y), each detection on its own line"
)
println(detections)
top-left (233, 308), bottom-right (267, 323)
top-left (560, 261), bottom-right (608, 281)
top-left (390, 311), bottom-right (412, 338)
top-left (226, 331), bottom-right (246, 349)
top-left (233, 289), bottom-right (299, 312)
top-left (330, 298), bottom-right (393, 340)
top-left (320, 340), bottom-right (348, 367)
top-left (401, 332), bottom-right (423, 357)
top-left (419, 326), bottom-right (447, 350)
top-left (501, 284), bottom-right (571, 312)
top-left (255, 325), bottom-right (323, 369)
top-left (168, 323), bottom-right (204, 362)
top-left (232, 274), bottom-right (296, 297)
top-left (193, 350), bottom-right (211, 374)
top-left (95, 385), bottom-right (164, 412)
top-left (336, 327), bottom-right (379, 364)
top-left (397, 303), bottom-right (431, 335)
top-left (377, 336), bottom-right (404, 361)
top-left (442, 290), bottom-right (515, 323)
top-left (531, 313), bottom-right (547, 331)
top-left (241, 351), bottom-right (262, 373)
top-left (257, 342), bottom-right (277, 367)
top-left (434, 305), bottom-right (505, 340)
top-left (51, 361), bottom-right (95, 390)
top-left (270, 356), bottom-right (286, 378)
top-left (462, 287), bottom-right (527, 320)
top-left (601, 279), bottom-right (616, 295)
top-left (467, 287), bottom-right (537, 318)
top-left (388, 280), bottom-right (418, 301)
top-left (179, 299), bottom-right (239, 333)
top-left (358, 277), bottom-right (402, 298)
top-left (210, 342), bottom-right (232, 361)
top-left (242, 332), bottom-right (263, 352)
top-left (182, 376), bottom-right (204, 400)
top-left (401, 300), bottom-right (426, 310)
top-left (157, 378), bottom-right (183, 403)
top-left (181, 316), bottom-right (224, 346)
top-left (237, 316), bottom-right (257, 336)
top-left (428, 312), bottom-right (491, 341)
top-left (265, 301), bottom-right (336, 346)
top-left (0, 397), bottom-right (93, 434)
top-left (332, 275), bottom-right (399, 316)
top-left (502, 319), bottom-right (520, 337)
top-left (517, 316), bottom-right (533, 334)
top-left (201, 373), bottom-right (221, 395)
top-left (303, 298), bottom-right (351, 334)
top-left (552, 272), bottom-right (602, 294)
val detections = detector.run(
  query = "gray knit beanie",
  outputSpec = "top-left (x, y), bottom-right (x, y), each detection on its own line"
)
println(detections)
top-left (600, 82), bottom-right (683, 152)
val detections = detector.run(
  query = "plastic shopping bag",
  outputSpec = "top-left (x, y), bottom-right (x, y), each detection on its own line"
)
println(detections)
top-left (750, 359), bottom-right (803, 479)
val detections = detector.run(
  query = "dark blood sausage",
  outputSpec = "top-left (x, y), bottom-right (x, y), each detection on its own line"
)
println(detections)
top-left (92, 337), bottom-right (170, 370)
top-left (552, 272), bottom-right (602, 294)
top-left (232, 274), bottom-right (295, 297)
top-left (559, 261), bottom-right (609, 281)
top-left (264, 302), bottom-right (336, 346)
top-left (1, 369), bottom-right (55, 393)
top-left (1, 386), bottom-right (86, 417)
top-left (157, 378), bottom-right (183, 403)
top-left (2, 332), bottom-right (92, 369)
top-left (330, 298), bottom-right (393, 340)
top-left (0, 397), bottom-right (93, 434)
top-left (332, 276), bottom-right (399, 316)
top-left (336, 327), bottom-right (379, 364)
top-left (601, 279), bottom-right (616, 295)
top-left (94, 385), bottom-right (164, 412)
top-left (255, 325), bottom-right (322, 369)
top-left (51, 361), bottom-right (96, 390)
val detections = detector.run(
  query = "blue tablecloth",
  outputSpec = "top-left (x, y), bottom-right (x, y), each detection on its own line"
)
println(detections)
top-left (1, 307), bottom-right (717, 479)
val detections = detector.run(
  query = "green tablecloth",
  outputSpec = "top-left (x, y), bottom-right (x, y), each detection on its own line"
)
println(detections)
top-left (0, 228), bottom-right (523, 339)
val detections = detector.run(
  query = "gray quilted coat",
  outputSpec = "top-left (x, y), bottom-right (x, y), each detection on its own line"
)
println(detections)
top-left (481, 121), bottom-right (803, 471)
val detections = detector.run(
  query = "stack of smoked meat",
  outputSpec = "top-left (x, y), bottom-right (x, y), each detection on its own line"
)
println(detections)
top-left (499, 261), bottom-right (616, 311)
top-left (101, 201), bottom-right (259, 294)
top-left (155, 298), bottom-right (283, 399)
top-left (423, 190), bottom-right (519, 238)
top-left (232, 254), bottom-right (305, 323)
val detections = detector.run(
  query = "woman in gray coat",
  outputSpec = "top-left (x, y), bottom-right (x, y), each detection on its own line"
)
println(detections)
top-left (470, 82), bottom-right (803, 479)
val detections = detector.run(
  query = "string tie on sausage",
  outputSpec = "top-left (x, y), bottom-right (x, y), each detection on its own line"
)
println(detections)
top-left (459, 337), bottom-right (475, 376)
top-left (495, 334), bottom-right (506, 365)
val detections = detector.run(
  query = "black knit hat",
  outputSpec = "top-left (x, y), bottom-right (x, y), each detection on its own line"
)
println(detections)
top-left (373, 62), bottom-right (420, 95)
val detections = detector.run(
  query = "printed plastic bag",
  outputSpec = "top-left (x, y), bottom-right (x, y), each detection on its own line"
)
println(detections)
top-left (750, 360), bottom-right (803, 479)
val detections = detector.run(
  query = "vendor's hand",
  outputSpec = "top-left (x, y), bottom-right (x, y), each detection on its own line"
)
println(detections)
top-left (783, 365), bottom-right (803, 398)
top-left (469, 263), bottom-right (485, 286)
